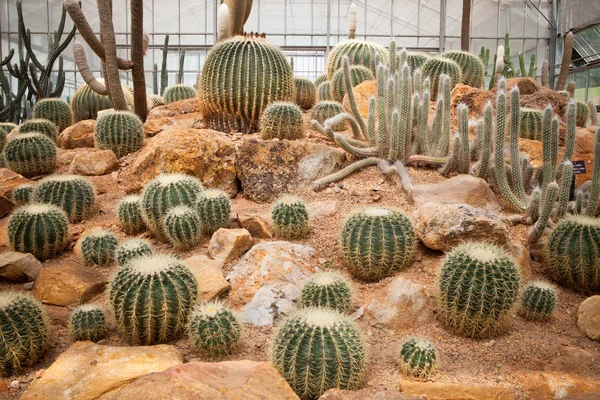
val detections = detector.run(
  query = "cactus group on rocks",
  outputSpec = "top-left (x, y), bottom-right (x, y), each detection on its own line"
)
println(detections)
top-left (299, 271), bottom-right (353, 313)
top-left (80, 230), bottom-right (118, 266)
top-left (94, 111), bottom-right (144, 158)
top-left (260, 102), bottom-right (306, 140)
top-left (70, 305), bottom-right (108, 342)
top-left (271, 196), bottom-right (310, 239)
top-left (32, 174), bottom-right (96, 222)
top-left (188, 301), bottom-right (241, 359)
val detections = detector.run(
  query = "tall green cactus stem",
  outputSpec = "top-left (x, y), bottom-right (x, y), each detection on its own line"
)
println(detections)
top-left (509, 87), bottom-right (527, 203)
top-left (325, 40), bottom-right (388, 79)
top-left (520, 108), bottom-right (543, 140)
top-left (11, 183), bottom-right (35, 206)
top-left (294, 78), bottom-right (317, 109)
top-left (589, 101), bottom-right (598, 126)
top-left (457, 103), bottom-right (470, 174)
top-left (299, 271), bottom-right (353, 313)
top-left (518, 51), bottom-right (537, 78)
top-left (199, 35), bottom-right (295, 133)
top-left (116, 238), bottom-right (153, 267)
top-left (260, 102), bottom-right (306, 140)
top-left (540, 106), bottom-right (557, 191)
top-left (555, 32), bottom-right (574, 91)
top-left (70, 305), bottom-right (108, 342)
top-left (557, 162), bottom-right (573, 220)
top-left (311, 101), bottom-right (346, 131)
top-left (117, 195), bottom-right (145, 234)
top-left (8, 203), bottom-right (70, 260)
top-left (520, 281), bottom-right (557, 321)
top-left (317, 81), bottom-right (334, 101)
top-left (0, 292), bottom-right (48, 376)
top-left (441, 51), bottom-right (485, 88)
top-left (196, 189), bottom-right (231, 235)
top-left (32, 174), bottom-right (96, 222)
top-left (530, 182), bottom-right (559, 242)
top-left (271, 196), bottom-right (310, 239)
top-left (80, 230), bottom-right (118, 266)
top-left (3, 132), bottom-right (56, 178)
top-left (331, 65), bottom-right (373, 102)
top-left (32, 98), bottom-right (72, 132)
top-left (585, 127), bottom-right (600, 216)
top-left (108, 254), bottom-right (198, 345)
top-left (407, 52), bottom-right (430, 73)
top-left (18, 119), bottom-right (58, 141)
top-left (71, 80), bottom-right (134, 122)
top-left (421, 57), bottom-right (462, 101)
top-left (271, 308), bottom-right (368, 399)
top-left (314, 73), bottom-right (328, 87)
top-left (94, 111), bottom-right (144, 158)
top-left (398, 338), bottom-right (438, 378)
top-left (476, 103), bottom-right (493, 178)
top-left (187, 301), bottom-right (241, 359)
top-left (575, 101), bottom-right (590, 127)
top-left (163, 206), bottom-right (202, 250)
top-left (479, 46), bottom-right (490, 76)
top-left (163, 84), bottom-right (196, 104)
top-left (438, 242), bottom-right (520, 337)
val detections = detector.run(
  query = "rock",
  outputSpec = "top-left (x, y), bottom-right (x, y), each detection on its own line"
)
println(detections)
top-left (183, 254), bottom-right (230, 301)
top-left (342, 79), bottom-right (376, 119)
top-left (411, 175), bottom-right (500, 211)
top-left (125, 127), bottom-right (238, 196)
top-left (44, 305), bottom-right (71, 326)
top-left (514, 371), bottom-right (600, 399)
top-left (307, 200), bottom-right (339, 219)
top-left (21, 341), bottom-right (182, 400)
top-left (57, 120), bottom-right (96, 149)
top-left (322, 388), bottom-right (422, 400)
top-left (399, 380), bottom-right (515, 400)
top-left (520, 88), bottom-right (569, 119)
top-left (33, 263), bottom-right (107, 306)
top-left (239, 214), bottom-right (272, 238)
top-left (143, 117), bottom-right (174, 137)
top-left (507, 241), bottom-right (532, 281)
top-left (363, 276), bottom-right (430, 329)
top-left (0, 251), bottom-right (42, 282)
top-left (69, 149), bottom-right (119, 175)
top-left (450, 84), bottom-right (496, 120)
top-left (146, 98), bottom-right (201, 119)
top-left (111, 360), bottom-right (298, 400)
top-left (414, 203), bottom-right (510, 252)
top-left (506, 77), bottom-right (541, 95)
top-left (0, 168), bottom-right (30, 218)
top-left (236, 139), bottom-right (345, 202)
top-left (208, 228), bottom-right (253, 264)
top-left (0, 217), bottom-right (9, 247)
top-left (577, 296), bottom-right (600, 341)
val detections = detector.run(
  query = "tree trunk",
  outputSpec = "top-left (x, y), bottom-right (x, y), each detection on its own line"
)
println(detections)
top-left (461, 0), bottom-right (471, 52)
top-left (131, 0), bottom-right (147, 121)
top-left (97, 0), bottom-right (127, 110)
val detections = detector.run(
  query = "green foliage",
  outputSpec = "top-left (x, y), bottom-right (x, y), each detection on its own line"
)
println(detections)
top-left (340, 208), bottom-right (416, 281)
top-left (199, 36), bottom-right (295, 133)
top-left (294, 77), bottom-right (317, 109)
top-left (311, 101), bottom-right (346, 131)
top-left (196, 189), bottom-right (231, 235)
top-left (520, 108), bottom-right (543, 140)
top-left (3, 132), bottom-right (56, 178)
top-left (271, 308), bottom-right (368, 399)
top-left (116, 238), bottom-right (153, 267)
top-left (438, 243), bottom-right (520, 338)
top-left (94, 111), bottom-right (144, 158)
top-left (108, 254), bottom-right (198, 345)
top-left (163, 84), bottom-right (197, 104)
top-left (421, 57), bottom-right (462, 100)
top-left (314, 73), bottom-right (328, 87)
top-left (8, 203), bottom-right (70, 260)
top-left (70, 80), bottom-right (134, 122)
top-left (441, 51), bottom-right (485, 88)
top-left (398, 338), bottom-right (438, 378)
top-left (299, 271), bottom-right (353, 313)
top-left (187, 301), bottom-right (241, 359)
top-left (117, 195), bottom-right (145, 234)
top-left (11, 183), bottom-right (35, 206)
top-left (18, 119), bottom-right (58, 141)
top-left (32, 98), bottom-right (73, 131)
top-left (576, 101), bottom-right (590, 127)
top-left (271, 195), bottom-right (310, 238)
top-left (70, 305), bottom-right (108, 342)
top-left (317, 81), bottom-right (334, 101)
top-left (0, 292), bottom-right (48, 376)
top-left (260, 102), bottom-right (306, 140)
top-left (331, 65), bottom-right (373, 102)
top-left (163, 205), bottom-right (202, 250)
top-left (520, 281), bottom-right (557, 321)
top-left (406, 52), bottom-right (430, 73)
top-left (32, 174), bottom-right (96, 222)
top-left (326, 39), bottom-right (388, 80)
top-left (80, 230), bottom-right (118, 266)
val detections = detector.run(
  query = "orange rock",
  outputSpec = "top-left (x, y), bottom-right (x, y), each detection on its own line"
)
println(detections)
top-left (33, 263), bottom-right (107, 306)
top-left (342, 79), bottom-right (376, 119)
top-left (57, 119), bottom-right (96, 149)
top-left (506, 77), bottom-right (541, 95)
top-left (514, 371), bottom-right (600, 399)
top-left (0, 168), bottom-right (30, 218)
top-left (147, 97), bottom-right (201, 119)
top-left (399, 380), bottom-right (515, 400)
top-left (450, 84), bottom-right (496, 119)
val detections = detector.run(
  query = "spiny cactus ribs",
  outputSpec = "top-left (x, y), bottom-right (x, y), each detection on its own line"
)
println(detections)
top-left (196, 189), bottom-right (231, 235)
top-left (11, 183), bottom-right (35, 206)
top-left (70, 304), bottom-right (108, 342)
top-left (188, 301), bottom-right (241, 359)
top-left (421, 57), bottom-right (462, 100)
top-left (32, 98), bottom-right (73, 132)
top-left (299, 271), bottom-right (353, 313)
top-left (116, 238), bottom-right (154, 267)
top-left (32, 174), bottom-right (96, 222)
top-left (3, 132), bottom-right (57, 178)
top-left (325, 39), bottom-right (388, 79)
top-left (117, 195), bottom-right (145, 234)
top-left (80, 230), bottom-right (118, 266)
top-left (71, 80), bottom-right (134, 122)
top-left (163, 84), bottom-right (197, 104)
top-left (260, 102), bottom-right (306, 140)
top-left (520, 281), bottom-right (557, 321)
top-left (398, 337), bottom-right (438, 378)
top-left (18, 119), bottom-right (59, 142)
top-left (94, 111), bottom-right (144, 158)
top-left (441, 51), bottom-right (485, 88)
top-left (331, 65), bottom-right (373, 102)
top-left (294, 77), bottom-right (317, 110)
top-left (311, 101), bottom-right (347, 131)
top-left (271, 196), bottom-right (310, 239)
top-left (163, 205), bottom-right (202, 250)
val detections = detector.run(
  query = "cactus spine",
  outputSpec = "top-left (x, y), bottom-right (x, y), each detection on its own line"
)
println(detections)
top-left (398, 338), bottom-right (438, 378)
top-left (575, 101), bottom-right (590, 127)
top-left (314, 73), bottom-right (328, 87)
top-left (117, 195), bottom-right (145, 234)
top-left (520, 108), bottom-right (543, 140)
top-left (163, 84), bottom-right (197, 104)
top-left (421, 57), bottom-right (462, 100)
top-left (80, 230), bottom-right (118, 266)
top-left (187, 301), bottom-right (241, 359)
top-left (331, 65), bottom-right (373, 102)
top-left (299, 271), bottom-right (353, 313)
top-left (163, 206), bottom-right (202, 250)
top-left (271, 196), bottom-right (310, 239)
top-left (11, 183), bottom-right (35, 206)
top-left (196, 189), bottom-right (231, 235)
top-left (18, 119), bottom-right (59, 142)
top-left (441, 51), bottom-right (485, 88)
top-left (317, 81), bottom-right (334, 101)
top-left (94, 111), bottom-right (144, 158)
top-left (32, 98), bottom-right (73, 131)
top-left (325, 40), bottom-right (388, 79)
top-left (70, 304), bottom-right (108, 342)
top-left (71, 80), bottom-right (134, 122)
top-left (116, 238), bottom-right (154, 267)
top-left (3, 132), bottom-right (56, 178)
top-left (311, 101), bottom-right (347, 131)
top-left (32, 174), bottom-right (96, 222)
top-left (520, 281), bottom-right (557, 321)
top-left (260, 102), bottom-right (306, 140)
top-left (407, 52), bottom-right (430, 73)
top-left (294, 77), bottom-right (317, 110)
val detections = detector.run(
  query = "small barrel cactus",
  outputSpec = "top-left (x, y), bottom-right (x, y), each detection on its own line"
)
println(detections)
top-left (441, 51), bottom-right (485, 88)
top-left (141, 173), bottom-right (204, 240)
top-left (520, 281), bottom-right (557, 321)
top-left (311, 101), bottom-right (347, 131)
top-left (438, 242), bottom-right (520, 338)
top-left (546, 215), bottom-right (600, 293)
top-left (314, 73), bottom-right (328, 87)
top-left (271, 308), bottom-right (368, 399)
top-left (340, 208), bottom-right (417, 281)
top-left (0, 292), bottom-right (48, 376)
top-left (163, 206), bottom-right (202, 250)
top-left (294, 77), bottom-right (317, 109)
top-left (331, 65), bottom-right (373, 102)
top-left (317, 81), bottom-right (334, 101)
top-left (70, 304), bottom-right (108, 342)
top-left (188, 301), bottom-right (241, 359)
top-left (407, 52), bottom-right (430, 73)
top-left (260, 102), bottom-right (306, 140)
top-left (8, 203), bottom-right (70, 260)
top-left (109, 254), bottom-right (198, 345)
top-left (18, 118), bottom-right (59, 141)
top-left (94, 111), bottom-right (144, 158)
top-left (71, 80), bottom-right (134, 122)
top-left (148, 94), bottom-right (165, 108)
top-left (326, 39), bottom-right (388, 79)
top-left (11, 183), bottom-right (35, 206)
top-left (520, 108), bottom-right (543, 140)
top-left (271, 196), bottom-right (310, 239)
top-left (163, 84), bottom-right (197, 104)
top-left (3, 132), bottom-right (56, 178)
top-left (32, 174), bottom-right (96, 222)
top-left (116, 238), bottom-right (154, 267)
top-left (398, 337), bottom-right (438, 378)
top-left (32, 98), bottom-right (73, 131)
top-left (299, 271), bottom-right (353, 313)
top-left (421, 57), bottom-right (462, 100)
top-left (576, 101), bottom-right (590, 127)
top-left (0, 122), bottom-right (16, 137)
top-left (196, 189), bottom-right (231, 235)
top-left (117, 195), bottom-right (145, 234)
top-left (80, 230), bottom-right (118, 266)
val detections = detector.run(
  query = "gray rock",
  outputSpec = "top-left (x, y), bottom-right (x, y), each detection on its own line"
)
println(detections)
top-left (0, 252), bottom-right (42, 283)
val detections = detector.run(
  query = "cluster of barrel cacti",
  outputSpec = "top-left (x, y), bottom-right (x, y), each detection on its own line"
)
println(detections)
top-left (116, 238), bottom-right (154, 266)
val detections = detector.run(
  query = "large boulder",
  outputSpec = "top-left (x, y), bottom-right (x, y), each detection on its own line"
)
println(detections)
top-left (0, 251), bottom-right (42, 282)
top-left (411, 175), bottom-right (500, 212)
top-left (33, 263), bottom-right (107, 306)
top-left (110, 360), bottom-right (299, 400)
top-left (236, 139), bottom-right (345, 202)
top-left (0, 168), bottom-right (30, 218)
top-left (342, 79), bottom-right (376, 119)
top-left (183, 254), bottom-right (231, 301)
top-left (146, 98), bottom-right (201, 120)
top-left (57, 119), bottom-right (96, 149)
top-left (514, 371), bottom-right (600, 399)
top-left (577, 296), bottom-right (600, 341)
top-left (69, 149), bottom-right (119, 176)
top-left (450, 84), bottom-right (496, 120)
top-left (399, 380), bottom-right (515, 400)
top-left (21, 342), bottom-right (182, 400)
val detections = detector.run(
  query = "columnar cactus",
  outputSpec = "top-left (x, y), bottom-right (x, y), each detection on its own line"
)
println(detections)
top-left (141, 173), bottom-right (204, 240)
top-left (546, 215), bottom-right (600, 293)
top-left (117, 195), bottom-right (145, 234)
top-left (520, 281), bottom-right (557, 321)
top-left (340, 208), bottom-right (416, 281)
top-left (576, 101), bottom-right (590, 127)
top-left (407, 52), bottom-right (430, 73)
top-left (326, 40), bottom-right (388, 79)
top-left (0, 292), bottom-right (48, 376)
top-left (260, 102), bottom-right (306, 140)
top-left (199, 35), bottom-right (295, 133)
top-left (32, 174), bottom-right (96, 222)
top-left (331, 65), bottom-right (373, 102)
top-left (271, 308), bottom-right (368, 399)
top-left (441, 51), bottom-right (485, 88)
top-left (311, 101), bottom-right (346, 131)
top-left (187, 301), bottom-right (241, 359)
top-left (163, 206), bottom-right (202, 250)
top-left (196, 189), bottom-right (231, 235)
top-left (3, 132), bottom-right (56, 178)
top-left (70, 304), bottom-right (108, 342)
top-left (163, 84), bottom-right (197, 104)
top-left (71, 80), bottom-right (134, 122)
top-left (80, 230), bottom-right (118, 266)
top-left (32, 98), bottom-right (73, 131)
top-left (18, 119), bottom-right (59, 141)
top-left (398, 338), bottom-right (438, 378)
top-left (116, 238), bottom-right (154, 267)
top-left (299, 271), bottom-right (353, 313)
top-left (271, 196), bottom-right (310, 238)
top-left (11, 183), bottom-right (35, 206)
top-left (317, 81), bottom-right (334, 101)
top-left (94, 111), bottom-right (144, 158)
top-left (520, 108), bottom-right (543, 140)
top-left (294, 78), bottom-right (317, 109)
top-left (8, 203), bottom-right (70, 260)
top-left (108, 254), bottom-right (198, 345)
top-left (438, 243), bottom-right (521, 337)
top-left (421, 58), bottom-right (462, 100)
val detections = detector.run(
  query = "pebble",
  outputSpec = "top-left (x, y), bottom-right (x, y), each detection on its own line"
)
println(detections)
top-left (23, 282), bottom-right (34, 290)
top-left (486, 340), bottom-right (496, 347)
top-left (10, 380), bottom-right (19, 389)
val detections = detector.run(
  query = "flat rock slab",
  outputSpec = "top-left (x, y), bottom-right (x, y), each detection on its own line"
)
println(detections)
top-left (411, 175), bottom-right (500, 212)
top-left (514, 371), bottom-right (600, 399)
top-left (0, 251), bottom-right (42, 282)
top-left (183, 254), bottom-right (230, 301)
top-left (322, 388), bottom-right (422, 399)
top-left (33, 263), bottom-right (107, 306)
top-left (208, 228), bottom-right (253, 264)
top-left (69, 149), bottom-right (118, 176)
top-left (399, 380), bottom-right (515, 400)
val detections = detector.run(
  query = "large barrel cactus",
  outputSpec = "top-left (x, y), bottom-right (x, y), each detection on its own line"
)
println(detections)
top-left (441, 51), bottom-right (485, 88)
top-left (71, 80), bottom-right (134, 122)
top-left (32, 174), bottom-right (96, 222)
top-left (18, 119), bottom-right (59, 142)
top-left (325, 40), bottom-right (388, 80)
top-left (421, 57), bottom-right (462, 100)
top-left (3, 132), bottom-right (56, 178)
top-left (94, 111), bottom-right (144, 158)
top-left (32, 98), bottom-right (72, 131)
top-left (407, 52), bottom-right (430, 73)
